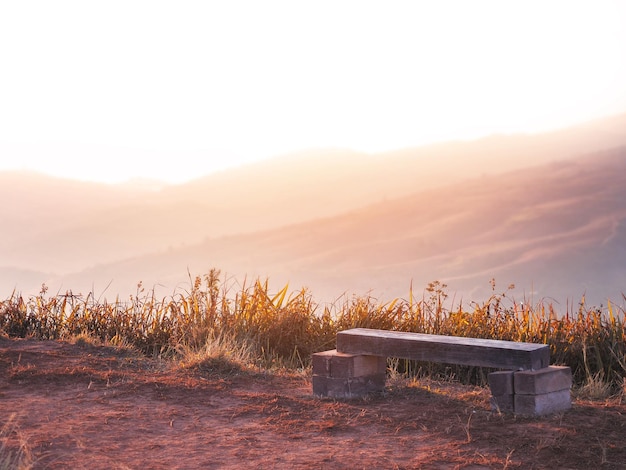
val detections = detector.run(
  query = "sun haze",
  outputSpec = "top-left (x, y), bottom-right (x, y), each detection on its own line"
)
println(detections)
top-left (1, 1), bottom-right (625, 183)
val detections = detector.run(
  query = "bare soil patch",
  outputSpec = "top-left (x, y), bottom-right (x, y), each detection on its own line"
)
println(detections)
top-left (0, 337), bottom-right (624, 469)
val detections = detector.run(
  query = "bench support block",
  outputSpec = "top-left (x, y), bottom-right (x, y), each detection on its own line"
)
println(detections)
top-left (312, 374), bottom-right (386, 399)
top-left (512, 366), bottom-right (572, 415)
top-left (488, 371), bottom-right (515, 413)
top-left (488, 366), bottom-right (572, 416)
top-left (312, 349), bottom-right (386, 398)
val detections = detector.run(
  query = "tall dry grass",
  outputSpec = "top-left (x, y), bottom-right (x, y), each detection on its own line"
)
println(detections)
top-left (0, 270), bottom-right (624, 390)
top-left (0, 414), bottom-right (33, 470)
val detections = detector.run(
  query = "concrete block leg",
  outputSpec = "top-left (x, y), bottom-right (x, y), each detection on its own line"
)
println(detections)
top-left (488, 371), bottom-right (514, 413)
top-left (312, 349), bottom-right (386, 378)
top-left (514, 366), bottom-right (573, 416)
top-left (514, 366), bottom-right (572, 395)
top-left (312, 373), bottom-right (387, 398)
top-left (312, 349), bottom-right (387, 398)
top-left (514, 389), bottom-right (572, 416)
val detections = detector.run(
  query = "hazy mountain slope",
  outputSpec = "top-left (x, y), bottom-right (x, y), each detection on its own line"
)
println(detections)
top-left (0, 267), bottom-right (53, 295)
top-left (2, 113), bottom-right (626, 301)
top-left (163, 113), bottom-right (626, 227)
top-left (0, 171), bottom-right (143, 241)
top-left (4, 113), bottom-right (626, 274)
top-left (51, 146), bottom-right (626, 309)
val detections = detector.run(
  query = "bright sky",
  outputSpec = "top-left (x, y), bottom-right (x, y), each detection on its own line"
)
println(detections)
top-left (1, 1), bottom-right (625, 184)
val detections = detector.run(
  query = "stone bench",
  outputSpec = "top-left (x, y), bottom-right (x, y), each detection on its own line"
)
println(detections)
top-left (312, 328), bottom-right (572, 416)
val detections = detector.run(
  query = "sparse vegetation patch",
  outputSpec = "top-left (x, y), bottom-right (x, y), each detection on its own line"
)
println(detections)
top-left (1, 271), bottom-right (624, 392)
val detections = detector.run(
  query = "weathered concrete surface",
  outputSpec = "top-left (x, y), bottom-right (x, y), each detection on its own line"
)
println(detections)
top-left (337, 328), bottom-right (550, 370)
top-left (488, 371), bottom-right (515, 413)
top-left (312, 349), bottom-right (386, 379)
top-left (514, 389), bottom-right (572, 416)
top-left (488, 371), bottom-right (514, 396)
top-left (312, 374), bottom-right (386, 398)
top-left (490, 394), bottom-right (515, 413)
top-left (514, 366), bottom-right (572, 395)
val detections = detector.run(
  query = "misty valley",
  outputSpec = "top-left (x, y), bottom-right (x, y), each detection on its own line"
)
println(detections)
top-left (2, 113), bottom-right (626, 312)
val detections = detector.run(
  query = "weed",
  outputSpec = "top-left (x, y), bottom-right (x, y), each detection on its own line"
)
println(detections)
top-left (0, 415), bottom-right (33, 470)
top-left (0, 272), bottom-right (624, 390)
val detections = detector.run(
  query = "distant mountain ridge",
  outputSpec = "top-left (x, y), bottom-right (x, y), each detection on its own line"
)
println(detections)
top-left (42, 146), bottom-right (626, 310)
top-left (2, 113), bottom-right (626, 308)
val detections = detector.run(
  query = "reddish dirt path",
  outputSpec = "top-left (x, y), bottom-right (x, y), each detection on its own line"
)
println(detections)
top-left (0, 337), bottom-right (625, 469)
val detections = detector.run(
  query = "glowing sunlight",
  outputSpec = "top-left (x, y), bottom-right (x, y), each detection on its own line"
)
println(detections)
top-left (0, 1), bottom-right (625, 183)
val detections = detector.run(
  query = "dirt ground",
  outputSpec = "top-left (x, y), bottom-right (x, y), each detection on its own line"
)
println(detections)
top-left (0, 337), bottom-right (624, 469)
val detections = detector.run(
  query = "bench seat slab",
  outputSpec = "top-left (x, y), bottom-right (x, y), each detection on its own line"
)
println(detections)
top-left (336, 328), bottom-right (549, 370)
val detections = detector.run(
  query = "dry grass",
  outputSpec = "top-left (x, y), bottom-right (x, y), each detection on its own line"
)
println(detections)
top-left (573, 372), bottom-right (615, 401)
top-left (0, 415), bottom-right (34, 470)
top-left (1, 271), bottom-right (624, 391)
top-left (175, 332), bottom-right (256, 376)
